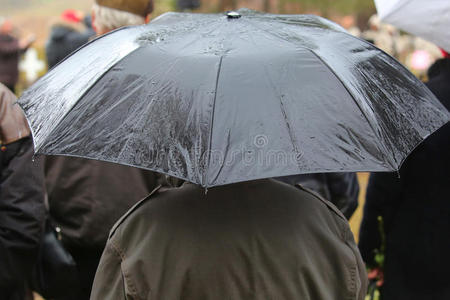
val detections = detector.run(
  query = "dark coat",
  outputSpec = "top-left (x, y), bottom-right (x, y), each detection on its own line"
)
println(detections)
top-left (45, 21), bottom-right (95, 69)
top-left (0, 137), bottom-right (46, 300)
top-left (358, 58), bottom-right (450, 300)
top-left (276, 172), bottom-right (359, 219)
top-left (0, 34), bottom-right (20, 88)
top-left (45, 156), bottom-right (159, 251)
top-left (426, 58), bottom-right (450, 110)
top-left (91, 179), bottom-right (367, 300)
top-left (44, 156), bottom-right (159, 299)
top-left (0, 85), bottom-right (46, 300)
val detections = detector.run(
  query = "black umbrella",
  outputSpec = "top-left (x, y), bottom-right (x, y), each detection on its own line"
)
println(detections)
top-left (19, 9), bottom-right (449, 187)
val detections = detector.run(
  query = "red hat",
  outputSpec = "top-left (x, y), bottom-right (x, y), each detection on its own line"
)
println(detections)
top-left (440, 48), bottom-right (450, 58)
top-left (61, 9), bottom-right (82, 23)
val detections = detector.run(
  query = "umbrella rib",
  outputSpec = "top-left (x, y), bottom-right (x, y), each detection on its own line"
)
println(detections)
top-left (243, 19), bottom-right (393, 163)
top-left (306, 49), bottom-right (397, 170)
top-left (234, 19), bottom-right (395, 170)
top-left (259, 63), bottom-right (304, 172)
top-left (204, 55), bottom-right (224, 187)
top-left (208, 128), bottom-right (231, 185)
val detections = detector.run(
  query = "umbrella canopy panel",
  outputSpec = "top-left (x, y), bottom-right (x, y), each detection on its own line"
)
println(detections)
top-left (21, 26), bottom-right (145, 149)
top-left (20, 9), bottom-right (449, 187)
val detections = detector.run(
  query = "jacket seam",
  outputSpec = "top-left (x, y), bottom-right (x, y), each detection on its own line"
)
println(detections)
top-left (110, 239), bottom-right (140, 298)
top-left (109, 185), bottom-right (162, 239)
top-left (345, 241), bottom-right (359, 300)
top-left (295, 184), bottom-right (347, 221)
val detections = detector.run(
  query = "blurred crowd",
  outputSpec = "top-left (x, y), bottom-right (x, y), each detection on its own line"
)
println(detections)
top-left (0, 1), bottom-right (449, 300)
top-left (343, 14), bottom-right (442, 80)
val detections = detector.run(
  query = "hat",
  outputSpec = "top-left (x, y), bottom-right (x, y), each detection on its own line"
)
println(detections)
top-left (95, 0), bottom-right (153, 17)
top-left (440, 48), bottom-right (450, 58)
top-left (61, 9), bottom-right (83, 23)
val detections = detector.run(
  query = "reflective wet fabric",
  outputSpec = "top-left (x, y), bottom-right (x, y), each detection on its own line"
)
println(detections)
top-left (19, 9), bottom-right (450, 187)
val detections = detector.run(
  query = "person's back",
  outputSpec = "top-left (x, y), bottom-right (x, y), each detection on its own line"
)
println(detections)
top-left (0, 83), bottom-right (46, 300)
top-left (91, 179), bottom-right (367, 300)
top-left (45, 156), bottom-right (159, 250)
top-left (0, 20), bottom-right (33, 93)
top-left (425, 56), bottom-right (450, 110)
top-left (390, 57), bottom-right (450, 298)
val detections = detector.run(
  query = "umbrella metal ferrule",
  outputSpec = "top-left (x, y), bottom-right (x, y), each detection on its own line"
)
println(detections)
top-left (226, 11), bottom-right (241, 19)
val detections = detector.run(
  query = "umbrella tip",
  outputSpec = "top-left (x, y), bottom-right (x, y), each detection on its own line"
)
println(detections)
top-left (226, 11), bottom-right (241, 19)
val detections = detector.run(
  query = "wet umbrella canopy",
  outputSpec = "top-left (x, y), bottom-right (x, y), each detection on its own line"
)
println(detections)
top-left (19, 9), bottom-right (449, 187)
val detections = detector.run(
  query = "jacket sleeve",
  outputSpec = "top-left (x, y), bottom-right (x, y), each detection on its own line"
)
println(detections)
top-left (358, 172), bottom-right (400, 267)
top-left (90, 239), bottom-right (126, 300)
top-left (0, 137), bottom-right (46, 290)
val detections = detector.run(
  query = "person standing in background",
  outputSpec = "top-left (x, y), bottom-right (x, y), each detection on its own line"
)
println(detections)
top-left (0, 19), bottom-right (34, 93)
top-left (358, 50), bottom-right (450, 300)
top-left (0, 83), bottom-right (46, 300)
top-left (44, 1), bottom-right (156, 300)
top-left (46, 10), bottom-right (95, 70)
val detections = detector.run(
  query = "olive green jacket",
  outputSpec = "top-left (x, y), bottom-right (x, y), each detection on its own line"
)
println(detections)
top-left (91, 179), bottom-right (367, 300)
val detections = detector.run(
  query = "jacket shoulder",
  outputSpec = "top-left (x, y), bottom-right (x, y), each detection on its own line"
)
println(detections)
top-left (295, 183), bottom-right (347, 222)
top-left (108, 184), bottom-right (161, 239)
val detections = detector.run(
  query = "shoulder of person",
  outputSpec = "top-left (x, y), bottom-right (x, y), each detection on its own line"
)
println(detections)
top-left (295, 183), bottom-right (354, 242)
top-left (108, 184), bottom-right (162, 239)
top-left (295, 183), bottom-right (347, 222)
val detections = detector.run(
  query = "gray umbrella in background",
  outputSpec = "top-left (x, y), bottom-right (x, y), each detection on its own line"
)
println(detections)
top-left (19, 9), bottom-right (449, 187)
top-left (374, 0), bottom-right (450, 52)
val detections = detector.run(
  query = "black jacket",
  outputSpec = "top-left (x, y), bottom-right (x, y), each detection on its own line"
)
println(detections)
top-left (358, 58), bottom-right (450, 300)
top-left (46, 19), bottom-right (94, 69)
top-left (45, 156), bottom-right (159, 251)
top-left (0, 137), bottom-right (46, 300)
top-left (276, 172), bottom-right (359, 219)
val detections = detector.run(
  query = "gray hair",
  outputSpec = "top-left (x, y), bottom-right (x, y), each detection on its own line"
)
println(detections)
top-left (93, 3), bottom-right (145, 32)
